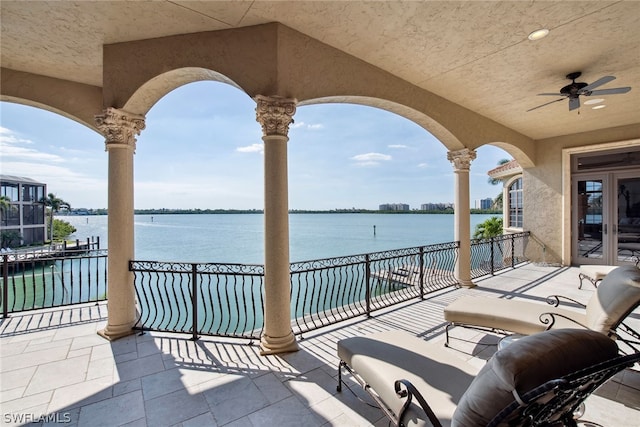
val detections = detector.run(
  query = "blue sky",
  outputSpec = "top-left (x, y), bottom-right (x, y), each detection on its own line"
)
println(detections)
top-left (1, 81), bottom-right (510, 210)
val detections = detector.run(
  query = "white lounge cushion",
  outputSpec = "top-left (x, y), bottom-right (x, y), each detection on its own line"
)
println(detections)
top-left (579, 265), bottom-right (618, 281)
top-left (585, 264), bottom-right (640, 332)
top-left (338, 330), bottom-right (477, 427)
top-left (444, 265), bottom-right (640, 336)
top-left (444, 296), bottom-right (585, 335)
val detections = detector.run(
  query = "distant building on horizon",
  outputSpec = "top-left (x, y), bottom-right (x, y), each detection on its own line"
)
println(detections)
top-left (420, 202), bottom-right (454, 211)
top-left (475, 198), bottom-right (493, 210)
top-left (379, 203), bottom-right (410, 211)
top-left (0, 175), bottom-right (47, 247)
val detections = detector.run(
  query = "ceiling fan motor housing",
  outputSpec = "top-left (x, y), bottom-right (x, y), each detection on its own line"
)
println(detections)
top-left (561, 72), bottom-right (588, 97)
top-left (561, 81), bottom-right (588, 97)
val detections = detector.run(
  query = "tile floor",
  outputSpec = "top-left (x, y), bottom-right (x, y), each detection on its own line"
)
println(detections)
top-left (1, 264), bottom-right (639, 426)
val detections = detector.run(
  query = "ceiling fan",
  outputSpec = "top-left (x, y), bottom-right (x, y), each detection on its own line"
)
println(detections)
top-left (527, 72), bottom-right (631, 112)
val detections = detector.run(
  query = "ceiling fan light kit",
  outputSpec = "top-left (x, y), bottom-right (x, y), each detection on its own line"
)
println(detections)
top-left (527, 71), bottom-right (632, 112)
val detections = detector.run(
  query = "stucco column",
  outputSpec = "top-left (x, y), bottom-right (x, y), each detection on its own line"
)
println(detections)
top-left (255, 95), bottom-right (299, 355)
top-left (95, 107), bottom-right (145, 340)
top-left (448, 148), bottom-right (477, 288)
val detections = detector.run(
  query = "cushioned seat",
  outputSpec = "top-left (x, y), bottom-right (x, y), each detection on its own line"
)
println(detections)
top-left (578, 265), bottom-right (618, 288)
top-left (337, 329), bottom-right (630, 427)
top-left (338, 330), bottom-right (475, 426)
top-left (444, 265), bottom-right (640, 345)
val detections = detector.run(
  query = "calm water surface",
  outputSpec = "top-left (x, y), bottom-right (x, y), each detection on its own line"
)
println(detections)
top-left (64, 213), bottom-right (495, 264)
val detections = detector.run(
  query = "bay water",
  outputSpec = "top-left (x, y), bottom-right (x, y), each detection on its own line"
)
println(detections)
top-left (64, 213), bottom-right (495, 264)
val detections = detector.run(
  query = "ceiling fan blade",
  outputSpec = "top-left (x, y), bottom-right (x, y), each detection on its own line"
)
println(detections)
top-left (569, 97), bottom-right (580, 111)
top-left (526, 97), bottom-right (564, 112)
top-left (586, 87), bottom-right (632, 95)
top-left (537, 93), bottom-right (564, 96)
top-left (580, 75), bottom-right (616, 92)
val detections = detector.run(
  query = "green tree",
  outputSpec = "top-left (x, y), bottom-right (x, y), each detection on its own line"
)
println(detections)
top-left (41, 193), bottom-right (71, 242)
top-left (52, 218), bottom-right (77, 241)
top-left (493, 192), bottom-right (504, 210)
top-left (473, 216), bottom-right (503, 239)
top-left (1, 230), bottom-right (22, 248)
top-left (0, 195), bottom-right (11, 221)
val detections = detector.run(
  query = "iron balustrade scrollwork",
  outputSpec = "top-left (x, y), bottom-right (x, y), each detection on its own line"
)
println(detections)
top-left (470, 232), bottom-right (530, 278)
top-left (3, 235), bottom-right (531, 339)
top-left (130, 242), bottom-right (463, 339)
top-left (130, 260), bottom-right (265, 341)
top-left (289, 242), bottom-right (459, 336)
top-left (1, 249), bottom-right (108, 316)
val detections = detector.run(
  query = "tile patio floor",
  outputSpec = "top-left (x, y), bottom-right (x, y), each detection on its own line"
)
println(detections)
top-left (1, 264), bottom-right (639, 426)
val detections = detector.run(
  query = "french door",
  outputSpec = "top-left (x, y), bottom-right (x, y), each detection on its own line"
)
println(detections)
top-left (574, 172), bottom-right (640, 265)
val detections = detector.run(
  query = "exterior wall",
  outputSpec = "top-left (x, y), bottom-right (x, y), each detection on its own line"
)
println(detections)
top-left (0, 68), bottom-right (103, 131)
top-left (2, 23), bottom-right (640, 266)
top-left (523, 134), bottom-right (640, 266)
top-left (101, 23), bottom-right (536, 159)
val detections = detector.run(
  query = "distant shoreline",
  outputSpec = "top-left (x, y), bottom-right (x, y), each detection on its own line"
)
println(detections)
top-left (62, 208), bottom-right (501, 216)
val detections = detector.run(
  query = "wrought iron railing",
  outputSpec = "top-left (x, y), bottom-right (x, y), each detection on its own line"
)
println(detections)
top-left (3, 232), bottom-right (530, 341)
top-left (470, 232), bottom-right (530, 278)
top-left (290, 242), bottom-right (459, 335)
top-left (1, 249), bottom-right (108, 316)
top-left (130, 241), bottom-right (461, 339)
top-left (131, 261), bottom-right (265, 341)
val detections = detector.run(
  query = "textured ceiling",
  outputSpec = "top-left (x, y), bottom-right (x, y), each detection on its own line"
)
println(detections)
top-left (1, 1), bottom-right (639, 140)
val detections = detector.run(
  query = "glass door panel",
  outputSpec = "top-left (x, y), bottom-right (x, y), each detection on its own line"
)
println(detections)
top-left (616, 176), bottom-right (640, 263)
top-left (576, 179), bottom-right (605, 263)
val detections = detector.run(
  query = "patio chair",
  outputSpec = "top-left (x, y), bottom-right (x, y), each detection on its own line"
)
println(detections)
top-left (443, 265), bottom-right (640, 350)
top-left (337, 328), bottom-right (639, 427)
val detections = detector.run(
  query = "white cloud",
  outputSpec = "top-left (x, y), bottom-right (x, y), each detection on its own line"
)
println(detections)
top-left (351, 152), bottom-right (392, 162)
top-left (236, 143), bottom-right (264, 154)
top-left (417, 163), bottom-right (429, 168)
top-left (351, 152), bottom-right (392, 167)
top-left (388, 144), bottom-right (408, 149)
top-left (291, 121), bottom-right (323, 130)
top-left (0, 128), bottom-right (65, 163)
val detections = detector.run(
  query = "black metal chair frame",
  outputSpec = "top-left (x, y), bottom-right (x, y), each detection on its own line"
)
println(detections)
top-left (337, 351), bottom-right (640, 427)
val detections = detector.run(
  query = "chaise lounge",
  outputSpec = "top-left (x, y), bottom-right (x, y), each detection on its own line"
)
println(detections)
top-left (443, 265), bottom-right (640, 348)
top-left (337, 328), bottom-right (639, 427)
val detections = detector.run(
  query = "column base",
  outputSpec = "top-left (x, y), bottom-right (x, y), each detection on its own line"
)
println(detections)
top-left (97, 322), bottom-right (136, 341)
top-left (259, 331), bottom-right (299, 355)
top-left (458, 279), bottom-right (477, 288)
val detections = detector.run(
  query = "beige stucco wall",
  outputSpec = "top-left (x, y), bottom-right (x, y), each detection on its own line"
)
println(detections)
top-left (524, 125), bottom-right (640, 266)
top-left (523, 149), bottom-right (564, 264)
top-left (0, 68), bottom-right (102, 131)
top-left (3, 23), bottom-right (640, 268)
top-left (101, 23), bottom-right (535, 158)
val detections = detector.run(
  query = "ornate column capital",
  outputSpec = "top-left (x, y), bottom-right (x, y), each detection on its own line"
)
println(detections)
top-left (447, 148), bottom-right (477, 171)
top-left (95, 107), bottom-right (146, 151)
top-left (255, 95), bottom-right (297, 138)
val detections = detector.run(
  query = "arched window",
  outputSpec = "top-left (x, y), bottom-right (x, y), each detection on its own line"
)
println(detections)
top-left (508, 177), bottom-right (523, 229)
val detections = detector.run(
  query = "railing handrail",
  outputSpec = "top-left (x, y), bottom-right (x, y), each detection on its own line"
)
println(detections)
top-left (3, 233), bottom-right (531, 339)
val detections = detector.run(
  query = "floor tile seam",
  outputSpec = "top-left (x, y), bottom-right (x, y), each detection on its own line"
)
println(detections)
top-left (0, 385), bottom-right (27, 404)
top-left (45, 376), bottom-right (116, 414)
top-left (0, 367), bottom-right (37, 394)
top-left (1, 389), bottom-right (54, 412)
top-left (18, 339), bottom-right (74, 356)
top-left (20, 354), bottom-right (93, 399)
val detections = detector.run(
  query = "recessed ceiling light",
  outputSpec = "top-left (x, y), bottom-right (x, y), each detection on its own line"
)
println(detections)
top-left (584, 98), bottom-right (605, 105)
top-left (592, 105), bottom-right (606, 110)
top-left (528, 28), bottom-right (549, 41)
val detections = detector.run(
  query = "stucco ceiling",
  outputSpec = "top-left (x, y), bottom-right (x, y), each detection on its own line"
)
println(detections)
top-left (1, 1), bottom-right (639, 141)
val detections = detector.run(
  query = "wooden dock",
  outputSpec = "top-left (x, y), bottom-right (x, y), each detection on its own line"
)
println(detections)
top-left (371, 264), bottom-right (451, 287)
